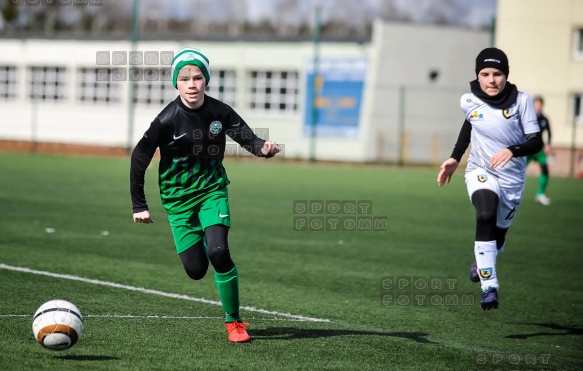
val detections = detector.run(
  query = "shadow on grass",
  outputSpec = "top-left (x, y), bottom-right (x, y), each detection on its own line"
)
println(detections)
top-left (506, 323), bottom-right (583, 339)
top-left (54, 355), bottom-right (120, 361)
top-left (250, 327), bottom-right (434, 343)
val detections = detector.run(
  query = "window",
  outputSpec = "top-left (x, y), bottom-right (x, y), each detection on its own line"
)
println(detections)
top-left (78, 68), bottom-right (121, 105)
top-left (206, 69), bottom-right (236, 107)
top-left (28, 66), bottom-right (68, 102)
top-left (0, 66), bottom-right (17, 100)
top-left (133, 67), bottom-right (176, 106)
top-left (573, 93), bottom-right (583, 125)
top-left (248, 70), bottom-right (299, 114)
top-left (574, 28), bottom-right (583, 60)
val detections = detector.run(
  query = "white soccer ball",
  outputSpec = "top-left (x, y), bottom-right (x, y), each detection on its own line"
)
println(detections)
top-left (32, 299), bottom-right (84, 351)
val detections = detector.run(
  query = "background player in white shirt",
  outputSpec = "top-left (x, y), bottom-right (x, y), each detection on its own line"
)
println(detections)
top-left (437, 48), bottom-right (543, 311)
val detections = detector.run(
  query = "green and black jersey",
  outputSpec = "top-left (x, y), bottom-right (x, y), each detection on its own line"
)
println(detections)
top-left (536, 112), bottom-right (551, 145)
top-left (130, 95), bottom-right (268, 214)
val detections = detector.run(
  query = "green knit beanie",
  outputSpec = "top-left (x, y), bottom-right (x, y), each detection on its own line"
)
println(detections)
top-left (171, 48), bottom-right (210, 89)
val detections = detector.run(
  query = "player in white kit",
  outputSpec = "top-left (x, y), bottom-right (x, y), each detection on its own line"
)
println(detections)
top-left (437, 48), bottom-right (543, 311)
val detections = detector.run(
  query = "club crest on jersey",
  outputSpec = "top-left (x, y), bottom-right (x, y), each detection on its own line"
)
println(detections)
top-left (479, 268), bottom-right (493, 279)
top-left (209, 121), bottom-right (222, 135)
top-left (502, 104), bottom-right (517, 119)
top-left (469, 110), bottom-right (484, 122)
top-left (477, 174), bottom-right (488, 183)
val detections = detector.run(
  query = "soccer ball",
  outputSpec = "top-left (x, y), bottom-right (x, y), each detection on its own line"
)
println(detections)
top-left (32, 299), bottom-right (84, 351)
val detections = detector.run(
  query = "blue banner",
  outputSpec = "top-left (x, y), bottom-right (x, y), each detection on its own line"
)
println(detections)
top-left (304, 58), bottom-right (367, 138)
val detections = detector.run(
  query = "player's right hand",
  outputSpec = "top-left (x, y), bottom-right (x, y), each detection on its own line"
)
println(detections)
top-left (544, 144), bottom-right (552, 155)
top-left (437, 158), bottom-right (459, 187)
top-left (261, 140), bottom-right (281, 156)
top-left (133, 210), bottom-right (154, 224)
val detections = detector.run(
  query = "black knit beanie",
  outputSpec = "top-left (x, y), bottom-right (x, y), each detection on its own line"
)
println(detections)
top-left (475, 47), bottom-right (509, 77)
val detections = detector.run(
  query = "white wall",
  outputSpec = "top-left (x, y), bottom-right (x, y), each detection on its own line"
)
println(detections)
top-left (496, 0), bottom-right (583, 148)
top-left (365, 21), bottom-right (490, 163)
top-left (0, 38), bottom-right (372, 161)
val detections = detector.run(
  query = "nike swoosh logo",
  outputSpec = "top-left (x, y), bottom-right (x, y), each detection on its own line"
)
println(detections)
top-left (219, 213), bottom-right (229, 218)
top-left (173, 133), bottom-right (187, 140)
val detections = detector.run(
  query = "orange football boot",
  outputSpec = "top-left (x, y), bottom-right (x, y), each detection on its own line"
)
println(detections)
top-left (225, 321), bottom-right (250, 343)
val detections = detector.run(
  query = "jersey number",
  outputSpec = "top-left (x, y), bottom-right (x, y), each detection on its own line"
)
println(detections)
top-left (505, 206), bottom-right (517, 221)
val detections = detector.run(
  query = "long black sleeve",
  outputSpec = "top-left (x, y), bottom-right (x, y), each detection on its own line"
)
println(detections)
top-left (507, 131), bottom-right (544, 157)
top-left (450, 119), bottom-right (472, 162)
top-left (130, 118), bottom-right (162, 212)
top-left (226, 111), bottom-right (269, 157)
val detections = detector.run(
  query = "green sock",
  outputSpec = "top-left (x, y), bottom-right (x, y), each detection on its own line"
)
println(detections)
top-left (537, 173), bottom-right (549, 195)
top-left (214, 265), bottom-right (241, 323)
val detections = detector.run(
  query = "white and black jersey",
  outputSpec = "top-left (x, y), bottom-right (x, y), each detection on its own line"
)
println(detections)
top-left (459, 91), bottom-right (540, 188)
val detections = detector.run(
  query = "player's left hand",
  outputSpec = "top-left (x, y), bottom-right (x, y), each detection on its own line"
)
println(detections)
top-left (261, 140), bottom-right (281, 156)
top-left (133, 210), bottom-right (154, 224)
top-left (490, 148), bottom-right (513, 168)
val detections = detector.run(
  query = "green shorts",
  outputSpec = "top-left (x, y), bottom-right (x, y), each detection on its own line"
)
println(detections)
top-left (526, 150), bottom-right (547, 166)
top-left (167, 190), bottom-right (231, 253)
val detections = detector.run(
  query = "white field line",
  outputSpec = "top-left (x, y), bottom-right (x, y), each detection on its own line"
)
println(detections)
top-left (0, 314), bottom-right (315, 322)
top-left (0, 263), bottom-right (330, 323)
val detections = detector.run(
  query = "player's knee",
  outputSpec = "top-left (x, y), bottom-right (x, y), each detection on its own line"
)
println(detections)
top-left (476, 209), bottom-right (496, 225)
top-left (541, 164), bottom-right (549, 176)
top-left (184, 265), bottom-right (208, 281)
top-left (207, 244), bottom-right (232, 266)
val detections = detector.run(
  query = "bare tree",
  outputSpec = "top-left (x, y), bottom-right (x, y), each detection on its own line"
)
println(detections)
top-left (42, 2), bottom-right (59, 34)
top-left (426, 0), bottom-right (470, 26)
top-left (189, 0), bottom-right (212, 35)
top-left (273, 0), bottom-right (304, 37)
top-left (1, 0), bottom-right (19, 29)
top-left (225, 0), bottom-right (246, 36)
top-left (378, 0), bottom-right (400, 21)
top-left (0, 0), bottom-right (490, 37)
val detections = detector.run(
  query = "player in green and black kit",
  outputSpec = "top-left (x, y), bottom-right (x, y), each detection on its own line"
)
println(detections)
top-left (130, 48), bottom-right (281, 343)
top-left (526, 96), bottom-right (552, 205)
